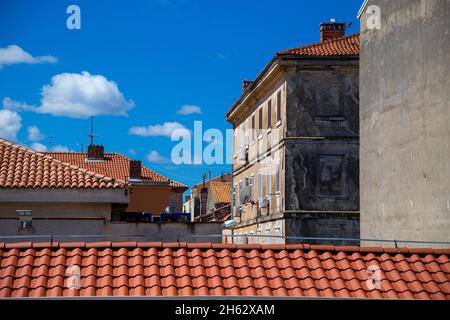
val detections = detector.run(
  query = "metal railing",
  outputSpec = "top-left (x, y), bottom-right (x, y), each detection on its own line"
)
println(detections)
top-left (0, 233), bottom-right (449, 246)
top-left (183, 234), bottom-right (450, 246)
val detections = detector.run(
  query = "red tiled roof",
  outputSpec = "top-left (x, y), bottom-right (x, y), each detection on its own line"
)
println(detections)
top-left (210, 181), bottom-right (231, 205)
top-left (277, 33), bottom-right (359, 56)
top-left (0, 139), bottom-right (124, 190)
top-left (1, 242), bottom-right (449, 299)
top-left (191, 173), bottom-right (231, 197)
top-left (45, 152), bottom-right (186, 191)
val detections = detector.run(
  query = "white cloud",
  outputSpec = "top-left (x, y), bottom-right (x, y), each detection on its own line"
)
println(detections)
top-left (129, 121), bottom-right (188, 137)
top-left (29, 143), bottom-right (71, 152)
top-left (0, 109), bottom-right (22, 141)
top-left (0, 45), bottom-right (57, 69)
top-left (27, 126), bottom-right (45, 142)
top-left (2, 71), bottom-right (134, 119)
top-left (176, 104), bottom-right (202, 115)
top-left (2, 97), bottom-right (35, 112)
top-left (146, 150), bottom-right (169, 163)
top-left (30, 142), bottom-right (48, 152)
top-left (52, 145), bottom-right (72, 152)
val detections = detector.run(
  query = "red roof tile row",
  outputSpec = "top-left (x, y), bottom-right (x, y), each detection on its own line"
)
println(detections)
top-left (1, 242), bottom-right (449, 299)
top-left (0, 139), bottom-right (124, 189)
top-left (277, 33), bottom-right (359, 56)
top-left (45, 152), bottom-right (186, 191)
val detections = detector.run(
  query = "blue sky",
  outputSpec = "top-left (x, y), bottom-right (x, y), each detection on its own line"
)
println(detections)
top-left (0, 0), bottom-right (361, 187)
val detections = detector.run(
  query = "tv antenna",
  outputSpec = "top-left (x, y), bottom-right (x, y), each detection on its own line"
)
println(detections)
top-left (88, 116), bottom-right (99, 146)
top-left (48, 136), bottom-right (55, 151)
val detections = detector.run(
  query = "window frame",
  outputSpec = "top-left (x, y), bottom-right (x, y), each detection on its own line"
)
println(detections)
top-left (276, 90), bottom-right (282, 125)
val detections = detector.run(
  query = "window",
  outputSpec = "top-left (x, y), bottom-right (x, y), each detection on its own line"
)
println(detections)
top-left (256, 228), bottom-right (261, 243)
top-left (266, 165), bottom-right (272, 198)
top-left (258, 107), bottom-right (263, 132)
top-left (276, 91), bottom-right (281, 123)
top-left (257, 172), bottom-right (263, 203)
top-left (244, 177), bottom-right (249, 203)
top-left (265, 228), bottom-right (270, 244)
top-left (274, 227), bottom-right (281, 244)
top-left (244, 120), bottom-right (249, 147)
top-left (238, 125), bottom-right (245, 159)
top-left (238, 180), bottom-right (243, 206)
top-left (251, 114), bottom-right (255, 142)
top-left (276, 161), bottom-right (280, 193)
top-left (249, 231), bottom-right (254, 244)
top-left (267, 99), bottom-right (272, 129)
top-left (232, 184), bottom-right (236, 214)
top-left (249, 175), bottom-right (254, 202)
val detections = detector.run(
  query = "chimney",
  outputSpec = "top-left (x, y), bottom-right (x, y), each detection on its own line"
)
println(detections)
top-left (200, 186), bottom-right (208, 216)
top-left (129, 160), bottom-right (142, 180)
top-left (87, 145), bottom-right (104, 160)
top-left (202, 173), bottom-right (206, 188)
top-left (242, 80), bottom-right (253, 92)
top-left (320, 21), bottom-right (346, 41)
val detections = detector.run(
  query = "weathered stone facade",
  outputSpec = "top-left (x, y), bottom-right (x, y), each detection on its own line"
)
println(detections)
top-left (225, 25), bottom-right (360, 245)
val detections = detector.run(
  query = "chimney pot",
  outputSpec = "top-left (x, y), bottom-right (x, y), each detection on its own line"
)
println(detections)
top-left (87, 145), bottom-right (104, 160)
top-left (129, 160), bottom-right (142, 180)
top-left (320, 22), bottom-right (346, 41)
top-left (242, 80), bottom-right (253, 92)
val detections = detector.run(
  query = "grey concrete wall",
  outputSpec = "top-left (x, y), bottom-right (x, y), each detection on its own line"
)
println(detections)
top-left (0, 219), bottom-right (222, 243)
top-left (360, 0), bottom-right (450, 246)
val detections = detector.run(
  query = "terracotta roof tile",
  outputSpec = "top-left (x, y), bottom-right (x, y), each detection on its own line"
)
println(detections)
top-left (277, 33), bottom-right (359, 57)
top-left (44, 151), bottom-right (186, 190)
top-left (209, 181), bottom-right (231, 204)
top-left (0, 242), bottom-right (449, 299)
top-left (0, 139), bottom-right (124, 190)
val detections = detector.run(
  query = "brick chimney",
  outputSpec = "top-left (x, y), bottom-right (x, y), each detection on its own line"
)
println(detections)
top-left (129, 160), bottom-right (142, 180)
top-left (320, 22), bottom-right (346, 41)
top-left (200, 186), bottom-right (208, 216)
top-left (242, 80), bottom-right (253, 92)
top-left (199, 173), bottom-right (208, 216)
top-left (86, 145), bottom-right (104, 160)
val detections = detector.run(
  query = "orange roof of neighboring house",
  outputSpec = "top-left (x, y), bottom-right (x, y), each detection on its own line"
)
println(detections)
top-left (191, 173), bottom-right (231, 197)
top-left (277, 33), bottom-right (359, 56)
top-left (209, 181), bottom-right (231, 204)
top-left (45, 152), bottom-right (186, 191)
top-left (0, 241), bottom-right (449, 299)
top-left (0, 139), bottom-right (124, 190)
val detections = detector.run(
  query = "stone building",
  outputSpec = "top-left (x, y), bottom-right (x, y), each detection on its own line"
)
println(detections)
top-left (358, 0), bottom-right (450, 246)
top-left (225, 23), bottom-right (360, 245)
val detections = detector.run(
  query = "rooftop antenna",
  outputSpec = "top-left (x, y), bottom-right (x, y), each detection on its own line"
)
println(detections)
top-left (48, 136), bottom-right (55, 151)
top-left (88, 116), bottom-right (99, 146)
top-left (76, 142), bottom-right (84, 152)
